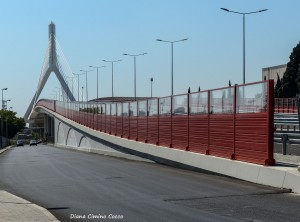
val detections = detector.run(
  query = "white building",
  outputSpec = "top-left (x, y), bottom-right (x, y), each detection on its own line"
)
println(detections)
top-left (262, 64), bottom-right (287, 86)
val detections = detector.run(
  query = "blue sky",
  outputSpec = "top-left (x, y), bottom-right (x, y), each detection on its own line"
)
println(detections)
top-left (1, 0), bottom-right (299, 117)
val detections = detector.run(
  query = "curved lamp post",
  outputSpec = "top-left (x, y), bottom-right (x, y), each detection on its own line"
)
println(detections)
top-left (123, 53), bottom-right (147, 100)
top-left (220, 8), bottom-right (268, 84)
top-left (89, 65), bottom-right (106, 99)
top-left (102, 59), bottom-right (122, 98)
top-left (156, 38), bottom-right (188, 96)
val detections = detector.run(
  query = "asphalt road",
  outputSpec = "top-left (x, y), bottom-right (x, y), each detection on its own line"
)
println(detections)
top-left (0, 145), bottom-right (300, 222)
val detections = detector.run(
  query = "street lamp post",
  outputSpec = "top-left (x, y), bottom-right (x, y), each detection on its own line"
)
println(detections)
top-left (89, 65), bottom-right (106, 99)
top-left (156, 38), bottom-right (187, 148)
top-left (73, 72), bottom-right (85, 101)
top-left (80, 69), bottom-right (93, 101)
top-left (220, 8), bottom-right (268, 84)
top-left (156, 38), bottom-right (188, 96)
top-left (123, 53), bottom-right (147, 100)
top-left (1, 88), bottom-right (7, 110)
top-left (102, 59), bottom-right (122, 98)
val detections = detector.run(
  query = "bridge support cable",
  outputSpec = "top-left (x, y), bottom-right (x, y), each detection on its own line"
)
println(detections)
top-left (24, 22), bottom-right (77, 122)
top-left (55, 37), bottom-right (82, 102)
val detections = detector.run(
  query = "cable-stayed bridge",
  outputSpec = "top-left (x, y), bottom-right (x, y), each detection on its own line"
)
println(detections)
top-left (24, 22), bottom-right (78, 123)
top-left (24, 23), bottom-right (300, 193)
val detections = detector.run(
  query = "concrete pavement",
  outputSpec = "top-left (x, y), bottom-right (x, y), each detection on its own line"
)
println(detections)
top-left (0, 146), bottom-right (60, 222)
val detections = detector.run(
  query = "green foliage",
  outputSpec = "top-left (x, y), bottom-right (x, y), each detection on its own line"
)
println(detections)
top-left (279, 41), bottom-right (300, 97)
top-left (0, 110), bottom-right (25, 138)
top-left (80, 107), bottom-right (100, 114)
top-left (274, 73), bottom-right (282, 97)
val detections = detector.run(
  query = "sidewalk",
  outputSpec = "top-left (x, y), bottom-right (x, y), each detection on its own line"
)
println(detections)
top-left (0, 190), bottom-right (59, 222)
top-left (274, 153), bottom-right (300, 167)
top-left (0, 147), bottom-right (60, 222)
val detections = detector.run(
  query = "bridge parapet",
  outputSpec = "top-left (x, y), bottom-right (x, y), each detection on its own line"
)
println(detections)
top-left (35, 80), bottom-right (275, 166)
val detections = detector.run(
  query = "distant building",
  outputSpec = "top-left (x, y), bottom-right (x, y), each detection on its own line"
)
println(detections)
top-left (262, 64), bottom-right (287, 86)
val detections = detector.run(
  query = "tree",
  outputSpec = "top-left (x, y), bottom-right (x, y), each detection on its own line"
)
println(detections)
top-left (280, 41), bottom-right (300, 97)
top-left (0, 110), bottom-right (25, 138)
top-left (275, 73), bottom-right (282, 97)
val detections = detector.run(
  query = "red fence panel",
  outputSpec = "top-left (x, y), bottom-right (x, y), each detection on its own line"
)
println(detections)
top-left (158, 97), bottom-right (171, 147)
top-left (274, 98), bottom-right (297, 113)
top-left (235, 113), bottom-right (268, 164)
top-left (138, 100), bottom-right (147, 142)
top-left (98, 104), bottom-right (105, 131)
top-left (188, 115), bottom-right (208, 154)
top-left (116, 104), bottom-right (123, 137)
top-left (172, 115), bottom-right (188, 150)
top-left (147, 99), bottom-right (158, 144)
top-left (209, 114), bottom-right (234, 159)
top-left (35, 80), bottom-right (275, 166)
top-left (110, 104), bottom-right (117, 135)
top-left (129, 102), bottom-right (138, 140)
top-left (105, 104), bottom-right (111, 133)
top-left (122, 103), bottom-right (129, 138)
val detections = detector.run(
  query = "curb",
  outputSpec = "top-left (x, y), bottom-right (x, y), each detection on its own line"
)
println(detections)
top-left (0, 190), bottom-right (59, 222)
top-left (0, 146), bottom-right (13, 155)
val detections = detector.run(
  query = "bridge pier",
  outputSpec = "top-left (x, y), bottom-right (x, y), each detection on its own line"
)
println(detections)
top-left (43, 115), bottom-right (54, 142)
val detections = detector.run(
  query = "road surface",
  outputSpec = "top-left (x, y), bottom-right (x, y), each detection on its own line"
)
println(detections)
top-left (0, 145), bottom-right (299, 222)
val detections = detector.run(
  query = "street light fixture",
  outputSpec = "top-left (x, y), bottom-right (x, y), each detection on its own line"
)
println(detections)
top-left (123, 53), bottom-right (147, 100)
top-left (89, 65), bottom-right (106, 99)
top-left (102, 59), bottom-right (122, 98)
top-left (1, 88), bottom-right (8, 110)
top-left (220, 7), bottom-right (268, 84)
top-left (156, 38), bottom-right (188, 96)
top-left (80, 69), bottom-right (94, 101)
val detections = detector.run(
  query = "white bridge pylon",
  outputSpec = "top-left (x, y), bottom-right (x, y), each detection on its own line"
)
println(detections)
top-left (24, 22), bottom-right (77, 122)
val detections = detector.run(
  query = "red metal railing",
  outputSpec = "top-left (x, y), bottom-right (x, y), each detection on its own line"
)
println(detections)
top-left (36, 80), bottom-right (275, 166)
top-left (274, 98), bottom-right (298, 113)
